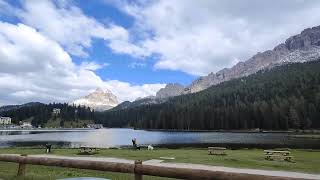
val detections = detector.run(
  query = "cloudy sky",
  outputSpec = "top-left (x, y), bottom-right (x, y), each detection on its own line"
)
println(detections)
top-left (1, 0), bottom-right (320, 105)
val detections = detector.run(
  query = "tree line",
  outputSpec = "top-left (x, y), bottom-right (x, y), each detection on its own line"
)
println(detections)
top-left (0, 103), bottom-right (94, 127)
top-left (102, 60), bottom-right (320, 130)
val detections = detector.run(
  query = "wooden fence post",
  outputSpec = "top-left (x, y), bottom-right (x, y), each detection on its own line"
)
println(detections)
top-left (134, 160), bottom-right (143, 180)
top-left (17, 154), bottom-right (27, 176)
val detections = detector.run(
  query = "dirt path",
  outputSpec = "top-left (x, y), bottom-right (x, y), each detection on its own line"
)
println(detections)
top-left (17, 154), bottom-right (320, 179)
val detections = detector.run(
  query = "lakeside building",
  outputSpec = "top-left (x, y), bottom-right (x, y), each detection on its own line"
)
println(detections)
top-left (21, 122), bottom-right (33, 128)
top-left (0, 116), bottom-right (11, 125)
top-left (52, 108), bottom-right (61, 115)
top-left (87, 124), bottom-right (103, 129)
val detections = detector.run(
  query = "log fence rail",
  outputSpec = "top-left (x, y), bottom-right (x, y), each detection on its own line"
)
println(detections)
top-left (0, 154), bottom-right (303, 180)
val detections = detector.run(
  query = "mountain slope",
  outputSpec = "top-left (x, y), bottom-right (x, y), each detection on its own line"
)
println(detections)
top-left (0, 102), bottom-right (43, 113)
top-left (183, 25), bottom-right (320, 94)
top-left (102, 60), bottom-right (320, 130)
top-left (111, 83), bottom-right (184, 111)
top-left (72, 88), bottom-right (118, 111)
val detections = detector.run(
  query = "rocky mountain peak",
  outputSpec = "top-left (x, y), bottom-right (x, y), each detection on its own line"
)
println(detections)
top-left (285, 25), bottom-right (320, 50)
top-left (94, 88), bottom-right (104, 93)
top-left (72, 88), bottom-right (118, 111)
top-left (156, 83), bottom-right (184, 99)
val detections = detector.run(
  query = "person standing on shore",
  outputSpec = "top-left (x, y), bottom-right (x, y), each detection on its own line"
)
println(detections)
top-left (132, 138), bottom-right (140, 150)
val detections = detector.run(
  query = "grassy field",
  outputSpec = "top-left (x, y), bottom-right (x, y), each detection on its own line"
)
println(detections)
top-left (0, 148), bottom-right (319, 179)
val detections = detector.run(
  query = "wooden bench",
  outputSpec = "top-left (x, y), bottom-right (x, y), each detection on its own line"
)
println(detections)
top-left (79, 146), bottom-right (99, 154)
top-left (264, 150), bottom-right (293, 162)
top-left (208, 147), bottom-right (227, 155)
top-left (264, 150), bottom-right (290, 156)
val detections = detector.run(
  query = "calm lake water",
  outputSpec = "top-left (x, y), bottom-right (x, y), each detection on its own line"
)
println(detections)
top-left (0, 128), bottom-right (319, 148)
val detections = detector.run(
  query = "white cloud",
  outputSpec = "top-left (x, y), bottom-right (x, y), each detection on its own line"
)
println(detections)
top-left (79, 62), bottom-right (109, 71)
top-left (18, 0), bottom-right (131, 57)
top-left (7, 0), bottom-right (320, 76)
top-left (111, 0), bottom-right (320, 75)
top-left (108, 39), bottom-right (150, 58)
top-left (0, 22), bottom-right (164, 105)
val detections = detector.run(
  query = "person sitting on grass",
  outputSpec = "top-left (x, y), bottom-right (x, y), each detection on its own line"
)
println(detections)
top-left (132, 138), bottom-right (140, 150)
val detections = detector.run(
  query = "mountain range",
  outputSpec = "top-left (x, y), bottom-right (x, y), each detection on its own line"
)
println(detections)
top-left (182, 25), bottom-right (320, 94)
top-left (111, 25), bottom-right (320, 110)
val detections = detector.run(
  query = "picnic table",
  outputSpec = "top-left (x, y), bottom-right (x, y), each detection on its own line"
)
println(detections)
top-left (79, 146), bottom-right (99, 154)
top-left (264, 150), bottom-right (293, 162)
top-left (208, 147), bottom-right (227, 155)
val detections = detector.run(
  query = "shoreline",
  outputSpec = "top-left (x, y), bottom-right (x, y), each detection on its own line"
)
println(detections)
top-left (0, 128), bottom-right (95, 132)
top-left (2, 141), bottom-right (320, 149)
top-left (139, 128), bottom-right (320, 134)
top-left (1, 127), bottom-right (320, 134)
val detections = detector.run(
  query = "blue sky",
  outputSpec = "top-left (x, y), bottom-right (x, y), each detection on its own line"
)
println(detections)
top-left (1, 0), bottom-right (320, 105)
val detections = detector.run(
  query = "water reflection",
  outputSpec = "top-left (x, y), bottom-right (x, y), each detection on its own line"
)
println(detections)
top-left (0, 128), bottom-right (319, 149)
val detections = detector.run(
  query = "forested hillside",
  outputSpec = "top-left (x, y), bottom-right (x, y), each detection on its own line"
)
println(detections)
top-left (101, 61), bottom-right (320, 130)
top-left (0, 103), bottom-right (94, 127)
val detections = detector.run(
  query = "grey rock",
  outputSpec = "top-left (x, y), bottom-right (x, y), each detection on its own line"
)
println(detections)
top-left (156, 83), bottom-right (184, 99)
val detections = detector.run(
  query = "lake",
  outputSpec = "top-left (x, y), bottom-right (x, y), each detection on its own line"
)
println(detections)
top-left (0, 128), bottom-right (319, 149)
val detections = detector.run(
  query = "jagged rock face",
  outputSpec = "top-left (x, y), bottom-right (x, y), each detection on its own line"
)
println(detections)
top-left (285, 26), bottom-right (320, 50)
top-left (156, 83), bottom-right (184, 99)
top-left (183, 25), bottom-right (320, 94)
top-left (72, 88), bottom-right (118, 111)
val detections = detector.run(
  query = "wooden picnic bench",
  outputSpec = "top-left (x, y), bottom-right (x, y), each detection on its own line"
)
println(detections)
top-left (79, 146), bottom-right (99, 154)
top-left (208, 147), bottom-right (227, 155)
top-left (264, 150), bottom-right (293, 162)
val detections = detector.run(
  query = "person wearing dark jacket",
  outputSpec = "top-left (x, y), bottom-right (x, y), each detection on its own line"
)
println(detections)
top-left (45, 143), bottom-right (52, 153)
top-left (132, 138), bottom-right (140, 150)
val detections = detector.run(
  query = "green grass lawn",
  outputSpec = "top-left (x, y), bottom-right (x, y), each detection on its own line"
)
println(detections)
top-left (0, 148), bottom-right (319, 180)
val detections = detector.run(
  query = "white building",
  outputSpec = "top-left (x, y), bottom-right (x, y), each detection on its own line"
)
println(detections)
top-left (0, 117), bottom-right (11, 125)
top-left (52, 108), bottom-right (61, 115)
top-left (21, 122), bottom-right (32, 128)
